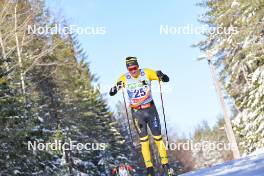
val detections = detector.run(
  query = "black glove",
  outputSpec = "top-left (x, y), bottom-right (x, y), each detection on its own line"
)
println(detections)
top-left (156, 70), bottom-right (169, 82)
top-left (109, 81), bottom-right (124, 96)
top-left (109, 86), bottom-right (117, 96)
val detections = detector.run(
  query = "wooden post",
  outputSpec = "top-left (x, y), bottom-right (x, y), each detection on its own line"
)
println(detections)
top-left (206, 52), bottom-right (240, 159)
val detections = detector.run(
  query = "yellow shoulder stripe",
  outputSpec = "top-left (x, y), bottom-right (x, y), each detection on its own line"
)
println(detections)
top-left (144, 68), bottom-right (159, 81)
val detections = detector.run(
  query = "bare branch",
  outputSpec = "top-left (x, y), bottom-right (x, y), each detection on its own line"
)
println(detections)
top-left (35, 62), bottom-right (60, 66)
top-left (23, 44), bottom-right (59, 74)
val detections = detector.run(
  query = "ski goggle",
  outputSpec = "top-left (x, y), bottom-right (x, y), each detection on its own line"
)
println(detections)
top-left (128, 66), bottom-right (139, 72)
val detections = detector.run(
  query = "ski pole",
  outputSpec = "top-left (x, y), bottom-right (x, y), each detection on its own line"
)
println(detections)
top-left (158, 80), bottom-right (170, 149)
top-left (121, 87), bottom-right (134, 147)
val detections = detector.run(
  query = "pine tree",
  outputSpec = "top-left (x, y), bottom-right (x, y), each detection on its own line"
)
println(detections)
top-left (1, 0), bottom-right (133, 175)
top-left (196, 0), bottom-right (264, 154)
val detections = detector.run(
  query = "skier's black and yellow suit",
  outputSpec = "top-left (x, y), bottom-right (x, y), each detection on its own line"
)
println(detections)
top-left (116, 68), bottom-right (169, 168)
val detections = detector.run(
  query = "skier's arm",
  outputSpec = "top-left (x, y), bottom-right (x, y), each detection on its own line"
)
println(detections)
top-left (109, 74), bottom-right (126, 96)
top-left (145, 68), bottom-right (169, 82)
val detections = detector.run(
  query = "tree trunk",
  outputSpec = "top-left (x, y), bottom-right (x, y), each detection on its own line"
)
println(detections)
top-left (207, 53), bottom-right (240, 159)
top-left (14, 5), bottom-right (26, 97)
top-left (0, 31), bottom-right (10, 71)
top-left (65, 149), bottom-right (74, 175)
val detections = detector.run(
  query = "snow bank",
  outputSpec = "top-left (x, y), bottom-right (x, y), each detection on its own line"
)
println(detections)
top-left (180, 153), bottom-right (264, 176)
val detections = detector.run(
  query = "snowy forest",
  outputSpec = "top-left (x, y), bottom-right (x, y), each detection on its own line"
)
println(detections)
top-left (0, 0), bottom-right (263, 175)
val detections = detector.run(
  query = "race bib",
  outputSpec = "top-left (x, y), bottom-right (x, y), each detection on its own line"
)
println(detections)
top-left (126, 69), bottom-right (153, 105)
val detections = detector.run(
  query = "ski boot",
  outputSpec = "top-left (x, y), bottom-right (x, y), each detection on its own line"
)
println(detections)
top-left (147, 167), bottom-right (155, 176)
top-left (162, 164), bottom-right (173, 176)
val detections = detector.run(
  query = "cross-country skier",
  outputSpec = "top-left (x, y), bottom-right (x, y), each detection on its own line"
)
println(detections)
top-left (112, 160), bottom-right (135, 176)
top-left (109, 57), bottom-right (172, 176)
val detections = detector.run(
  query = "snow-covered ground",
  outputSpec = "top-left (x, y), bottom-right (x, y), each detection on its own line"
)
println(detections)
top-left (180, 152), bottom-right (264, 176)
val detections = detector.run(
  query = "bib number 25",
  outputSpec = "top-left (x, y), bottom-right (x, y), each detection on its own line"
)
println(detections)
top-left (134, 88), bottom-right (146, 98)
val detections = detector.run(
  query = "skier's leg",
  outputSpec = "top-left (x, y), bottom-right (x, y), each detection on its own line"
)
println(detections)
top-left (140, 135), bottom-right (153, 168)
top-left (153, 135), bottom-right (168, 165)
top-left (131, 109), bottom-right (153, 168)
top-left (147, 105), bottom-right (169, 165)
